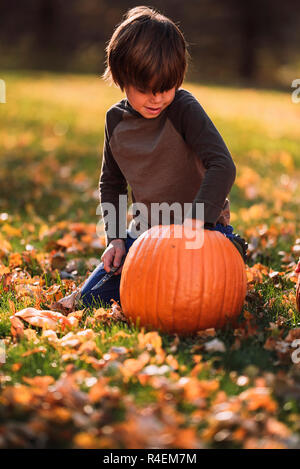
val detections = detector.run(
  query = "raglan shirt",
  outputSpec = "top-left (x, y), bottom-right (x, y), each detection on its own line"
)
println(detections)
top-left (99, 88), bottom-right (236, 246)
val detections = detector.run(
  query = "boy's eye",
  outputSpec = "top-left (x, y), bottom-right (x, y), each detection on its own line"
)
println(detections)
top-left (136, 87), bottom-right (168, 95)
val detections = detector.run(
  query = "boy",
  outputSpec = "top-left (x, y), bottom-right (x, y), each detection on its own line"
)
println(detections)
top-left (78, 5), bottom-right (248, 309)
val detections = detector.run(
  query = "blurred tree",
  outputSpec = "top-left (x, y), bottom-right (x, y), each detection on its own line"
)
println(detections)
top-left (0, 0), bottom-right (299, 86)
top-left (35, 0), bottom-right (58, 67)
top-left (230, 0), bottom-right (300, 83)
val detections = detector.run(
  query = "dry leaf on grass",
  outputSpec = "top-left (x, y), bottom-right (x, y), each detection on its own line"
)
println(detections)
top-left (12, 307), bottom-right (78, 330)
top-left (51, 289), bottom-right (82, 314)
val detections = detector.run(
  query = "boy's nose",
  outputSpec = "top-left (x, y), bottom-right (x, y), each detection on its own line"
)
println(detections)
top-left (149, 94), bottom-right (162, 104)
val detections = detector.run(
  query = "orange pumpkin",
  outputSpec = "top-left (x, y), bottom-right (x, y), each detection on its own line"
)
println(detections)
top-left (296, 260), bottom-right (300, 313)
top-left (120, 224), bottom-right (247, 335)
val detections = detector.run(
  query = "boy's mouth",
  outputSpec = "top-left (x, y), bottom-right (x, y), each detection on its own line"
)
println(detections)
top-left (145, 106), bottom-right (162, 115)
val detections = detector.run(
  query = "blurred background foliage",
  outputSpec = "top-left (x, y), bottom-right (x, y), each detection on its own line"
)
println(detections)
top-left (0, 0), bottom-right (299, 88)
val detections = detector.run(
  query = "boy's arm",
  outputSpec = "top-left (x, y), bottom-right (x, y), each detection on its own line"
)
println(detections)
top-left (99, 120), bottom-right (128, 246)
top-left (181, 94), bottom-right (236, 226)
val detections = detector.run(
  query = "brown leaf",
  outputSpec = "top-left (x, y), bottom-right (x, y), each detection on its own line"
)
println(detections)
top-left (285, 328), bottom-right (300, 342)
top-left (120, 352), bottom-right (151, 381)
top-left (22, 376), bottom-right (55, 389)
top-left (51, 289), bottom-right (82, 314)
top-left (88, 377), bottom-right (110, 403)
top-left (50, 252), bottom-right (67, 270)
top-left (266, 418), bottom-right (291, 438)
top-left (110, 299), bottom-right (127, 321)
top-left (10, 315), bottom-right (24, 339)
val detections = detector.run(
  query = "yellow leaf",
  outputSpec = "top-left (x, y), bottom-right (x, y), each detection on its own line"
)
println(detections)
top-left (1, 224), bottom-right (22, 238)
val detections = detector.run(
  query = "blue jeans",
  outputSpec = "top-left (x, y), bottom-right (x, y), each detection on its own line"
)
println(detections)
top-left (80, 231), bottom-right (137, 309)
top-left (79, 223), bottom-right (237, 309)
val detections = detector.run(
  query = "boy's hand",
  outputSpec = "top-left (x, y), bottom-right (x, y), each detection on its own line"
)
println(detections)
top-left (101, 239), bottom-right (126, 276)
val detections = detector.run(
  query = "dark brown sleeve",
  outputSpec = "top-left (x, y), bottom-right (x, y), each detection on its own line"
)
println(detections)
top-left (99, 120), bottom-right (128, 246)
top-left (171, 91), bottom-right (236, 225)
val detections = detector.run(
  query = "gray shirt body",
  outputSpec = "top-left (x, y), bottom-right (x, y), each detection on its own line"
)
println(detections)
top-left (99, 88), bottom-right (236, 245)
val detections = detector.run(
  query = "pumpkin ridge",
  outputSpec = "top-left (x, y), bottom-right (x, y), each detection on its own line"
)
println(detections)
top-left (211, 231), bottom-right (222, 328)
top-left (187, 231), bottom-right (197, 331)
top-left (194, 227), bottom-right (205, 332)
top-left (205, 230), bottom-right (215, 328)
top-left (214, 232), bottom-right (227, 329)
top-left (198, 228), bottom-right (208, 330)
top-left (153, 228), bottom-right (168, 332)
top-left (174, 226), bottom-right (192, 333)
top-left (171, 226), bottom-right (181, 333)
top-left (170, 225), bottom-right (177, 334)
top-left (142, 233), bottom-right (157, 327)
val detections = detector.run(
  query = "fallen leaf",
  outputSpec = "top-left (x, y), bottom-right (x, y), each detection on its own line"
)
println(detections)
top-left (10, 315), bottom-right (24, 338)
top-left (14, 307), bottom-right (78, 330)
top-left (52, 289), bottom-right (82, 314)
top-left (204, 338), bottom-right (226, 353)
top-left (21, 346), bottom-right (47, 357)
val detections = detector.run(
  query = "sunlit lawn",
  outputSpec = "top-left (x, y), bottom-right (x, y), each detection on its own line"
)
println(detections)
top-left (0, 70), bottom-right (299, 449)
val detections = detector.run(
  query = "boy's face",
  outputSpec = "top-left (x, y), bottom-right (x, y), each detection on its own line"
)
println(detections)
top-left (124, 84), bottom-right (176, 119)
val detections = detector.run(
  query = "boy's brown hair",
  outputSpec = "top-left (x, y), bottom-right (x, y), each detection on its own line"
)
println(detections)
top-left (102, 5), bottom-right (189, 94)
